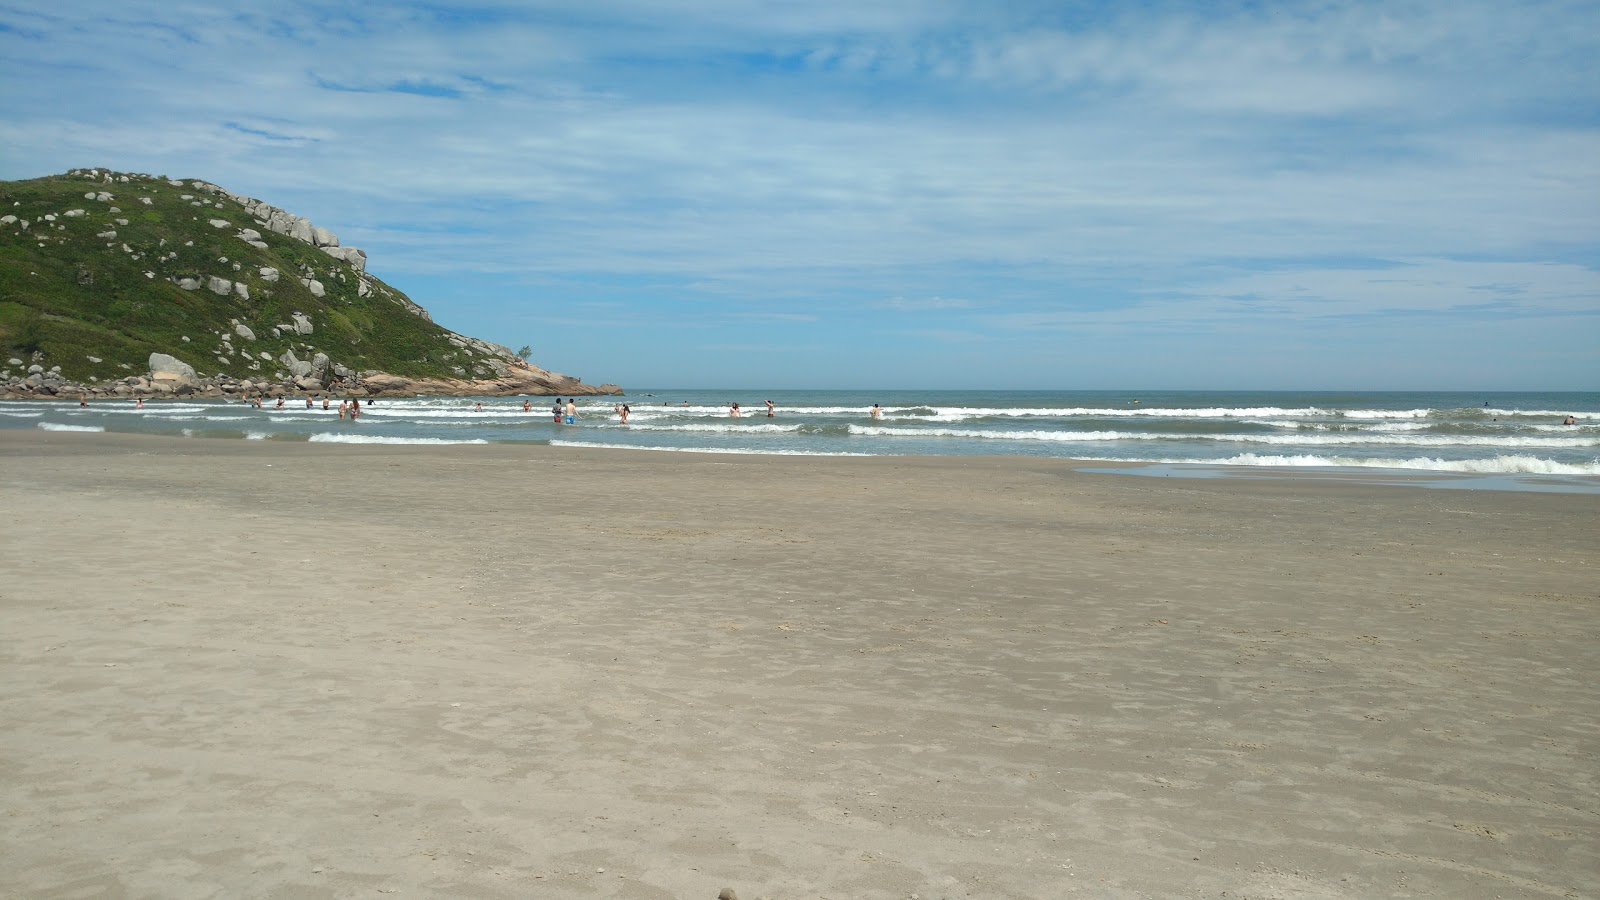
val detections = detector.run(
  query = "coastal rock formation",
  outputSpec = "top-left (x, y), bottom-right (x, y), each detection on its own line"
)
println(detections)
top-left (148, 353), bottom-right (196, 381)
top-left (358, 362), bottom-right (619, 399)
top-left (1, 354), bottom-right (618, 401)
top-left (1, 169), bottom-right (623, 398)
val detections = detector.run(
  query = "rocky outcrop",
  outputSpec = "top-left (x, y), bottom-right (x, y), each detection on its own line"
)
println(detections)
top-left (3, 345), bottom-right (619, 401)
top-left (9, 170), bottom-right (623, 397)
top-left (358, 364), bottom-right (621, 399)
top-left (322, 246), bottom-right (367, 271)
top-left (148, 352), bottom-right (196, 381)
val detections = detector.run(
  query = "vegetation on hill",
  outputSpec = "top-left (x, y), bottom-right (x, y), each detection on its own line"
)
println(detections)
top-left (0, 169), bottom-right (522, 387)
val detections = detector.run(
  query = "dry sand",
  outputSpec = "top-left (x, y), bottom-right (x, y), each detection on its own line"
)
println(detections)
top-left (1, 431), bottom-right (1596, 899)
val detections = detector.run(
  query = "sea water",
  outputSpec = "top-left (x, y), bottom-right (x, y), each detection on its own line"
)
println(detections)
top-left (6, 389), bottom-right (1598, 487)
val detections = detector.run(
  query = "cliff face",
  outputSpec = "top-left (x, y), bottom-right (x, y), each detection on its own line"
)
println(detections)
top-left (0, 169), bottom-right (620, 398)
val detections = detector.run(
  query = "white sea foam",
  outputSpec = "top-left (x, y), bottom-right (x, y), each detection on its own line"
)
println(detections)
top-left (629, 422), bottom-right (802, 434)
top-left (1482, 409), bottom-right (1594, 419)
top-left (1222, 433), bottom-right (1595, 449)
top-left (1187, 453), bottom-right (1600, 476)
top-left (896, 406), bottom-right (1337, 420)
top-left (550, 440), bottom-right (874, 456)
top-left (0, 410), bottom-right (42, 418)
top-left (81, 404), bottom-right (209, 416)
top-left (1362, 422), bottom-right (1433, 432)
top-left (245, 432), bottom-right (270, 440)
top-left (851, 425), bottom-right (1143, 441)
top-left (37, 423), bottom-right (105, 432)
top-left (847, 424), bottom-right (1597, 449)
top-left (360, 407), bottom-right (545, 420)
top-left (308, 434), bottom-right (488, 445)
top-left (1338, 408), bottom-right (1436, 419)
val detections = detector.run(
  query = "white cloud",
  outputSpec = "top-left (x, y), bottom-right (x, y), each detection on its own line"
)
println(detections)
top-left (2, 0), bottom-right (1596, 385)
top-left (877, 296), bottom-right (975, 312)
top-left (993, 260), bottom-right (1600, 333)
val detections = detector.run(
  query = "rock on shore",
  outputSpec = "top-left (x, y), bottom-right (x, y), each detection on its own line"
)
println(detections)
top-left (1, 353), bottom-right (620, 401)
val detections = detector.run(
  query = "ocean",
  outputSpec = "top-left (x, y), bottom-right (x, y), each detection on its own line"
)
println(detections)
top-left (6, 389), bottom-right (1598, 489)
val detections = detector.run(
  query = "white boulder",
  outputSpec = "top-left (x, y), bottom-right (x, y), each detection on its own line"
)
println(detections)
top-left (322, 246), bottom-right (367, 272)
top-left (148, 353), bottom-right (197, 381)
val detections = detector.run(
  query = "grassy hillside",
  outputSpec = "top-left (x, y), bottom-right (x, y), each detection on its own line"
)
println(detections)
top-left (0, 169), bottom-right (517, 386)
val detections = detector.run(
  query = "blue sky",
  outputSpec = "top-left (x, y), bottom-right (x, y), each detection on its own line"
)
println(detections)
top-left (2, 0), bottom-right (1596, 390)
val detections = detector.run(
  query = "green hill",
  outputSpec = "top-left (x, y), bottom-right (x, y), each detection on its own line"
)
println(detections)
top-left (0, 168), bottom-right (615, 396)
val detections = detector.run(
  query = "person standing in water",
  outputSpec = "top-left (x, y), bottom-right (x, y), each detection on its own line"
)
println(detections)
top-left (552, 399), bottom-right (564, 423)
top-left (870, 403), bottom-right (882, 419)
top-left (620, 404), bottom-right (631, 425)
top-left (565, 398), bottom-right (577, 425)
top-left (765, 399), bottom-right (775, 418)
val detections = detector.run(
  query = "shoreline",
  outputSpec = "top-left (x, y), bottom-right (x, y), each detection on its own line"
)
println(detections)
top-left (3, 431), bottom-right (1597, 898)
top-left (9, 428), bottom-right (1600, 494)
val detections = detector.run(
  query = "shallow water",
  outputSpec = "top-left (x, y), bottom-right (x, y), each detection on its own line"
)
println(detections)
top-left (7, 389), bottom-right (1598, 489)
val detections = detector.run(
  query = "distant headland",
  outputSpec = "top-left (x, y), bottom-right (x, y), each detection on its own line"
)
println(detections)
top-left (0, 168), bottom-right (620, 400)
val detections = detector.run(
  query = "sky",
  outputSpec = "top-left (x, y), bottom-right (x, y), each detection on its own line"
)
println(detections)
top-left (2, 0), bottom-right (1597, 391)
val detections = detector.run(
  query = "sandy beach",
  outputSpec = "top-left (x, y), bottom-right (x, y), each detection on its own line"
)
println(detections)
top-left (1, 431), bottom-right (1596, 899)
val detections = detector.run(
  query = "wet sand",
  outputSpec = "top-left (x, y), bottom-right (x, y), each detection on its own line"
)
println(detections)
top-left (1, 431), bottom-right (1596, 899)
